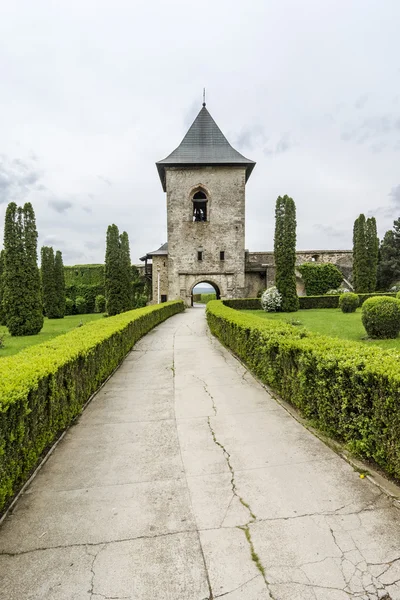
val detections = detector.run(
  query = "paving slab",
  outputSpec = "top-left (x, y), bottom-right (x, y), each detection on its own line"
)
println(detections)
top-left (1, 306), bottom-right (400, 600)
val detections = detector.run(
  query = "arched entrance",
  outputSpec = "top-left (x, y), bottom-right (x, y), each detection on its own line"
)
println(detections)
top-left (191, 281), bottom-right (221, 307)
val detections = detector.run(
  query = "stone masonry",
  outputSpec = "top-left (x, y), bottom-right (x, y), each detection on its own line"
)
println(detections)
top-left (166, 166), bottom-right (246, 305)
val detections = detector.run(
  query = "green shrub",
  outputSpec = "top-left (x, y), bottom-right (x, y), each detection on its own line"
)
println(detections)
top-left (339, 292), bottom-right (359, 313)
top-left (206, 300), bottom-right (400, 480)
top-left (397, 291), bottom-right (400, 300)
top-left (298, 263), bottom-right (343, 296)
top-left (65, 298), bottom-right (75, 315)
top-left (0, 300), bottom-right (184, 513)
top-left (75, 296), bottom-right (87, 315)
top-left (223, 298), bottom-right (261, 310)
top-left (361, 296), bottom-right (400, 339)
top-left (200, 293), bottom-right (216, 304)
top-left (95, 294), bottom-right (106, 313)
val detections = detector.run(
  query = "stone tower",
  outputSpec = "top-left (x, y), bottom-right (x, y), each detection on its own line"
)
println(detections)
top-left (156, 103), bottom-right (256, 306)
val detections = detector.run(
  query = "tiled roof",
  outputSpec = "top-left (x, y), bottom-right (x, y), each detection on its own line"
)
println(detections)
top-left (140, 242), bottom-right (168, 261)
top-left (156, 105), bottom-right (255, 190)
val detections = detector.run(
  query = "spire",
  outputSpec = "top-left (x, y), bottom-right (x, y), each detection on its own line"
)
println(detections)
top-left (156, 104), bottom-right (256, 191)
top-left (203, 88), bottom-right (206, 108)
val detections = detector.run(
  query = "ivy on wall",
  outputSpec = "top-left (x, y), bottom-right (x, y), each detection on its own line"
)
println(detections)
top-left (297, 262), bottom-right (343, 296)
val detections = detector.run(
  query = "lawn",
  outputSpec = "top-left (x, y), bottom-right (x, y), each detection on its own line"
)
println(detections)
top-left (243, 308), bottom-right (400, 351)
top-left (0, 314), bottom-right (104, 357)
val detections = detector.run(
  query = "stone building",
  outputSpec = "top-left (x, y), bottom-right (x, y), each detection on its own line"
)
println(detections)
top-left (141, 103), bottom-right (352, 305)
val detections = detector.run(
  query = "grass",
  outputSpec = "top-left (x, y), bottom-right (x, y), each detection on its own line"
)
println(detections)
top-left (243, 308), bottom-right (400, 351)
top-left (0, 313), bottom-right (104, 357)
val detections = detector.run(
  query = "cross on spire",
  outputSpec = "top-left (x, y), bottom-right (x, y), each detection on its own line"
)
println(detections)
top-left (203, 88), bottom-right (206, 107)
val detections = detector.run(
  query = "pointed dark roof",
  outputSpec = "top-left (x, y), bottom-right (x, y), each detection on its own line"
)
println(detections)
top-left (139, 242), bottom-right (168, 261)
top-left (156, 105), bottom-right (256, 191)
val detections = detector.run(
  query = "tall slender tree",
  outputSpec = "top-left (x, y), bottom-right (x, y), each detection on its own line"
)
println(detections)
top-left (365, 217), bottom-right (379, 292)
top-left (0, 249), bottom-right (6, 326)
top-left (120, 231), bottom-right (132, 312)
top-left (353, 214), bottom-right (379, 293)
top-left (274, 195), bottom-right (299, 312)
top-left (353, 214), bottom-right (369, 293)
top-left (54, 250), bottom-right (66, 318)
top-left (377, 218), bottom-right (400, 289)
top-left (41, 246), bottom-right (57, 318)
top-left (105, 224), bottom-right (124, 316)
top-left (3, 202), bottom-right (43, 335)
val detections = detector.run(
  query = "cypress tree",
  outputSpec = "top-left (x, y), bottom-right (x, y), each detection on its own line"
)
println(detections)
top-left (366, 217), bottom-right (379, 292)
top-left (274, 195), bottom-right (299, 312)
top-left (353, 214), bottom-right (369, 293)
top-left (105, 224), bottom-right (123, 316)
top-left (3, 202), bottom-right (43, 335)
top-left (54, 250), bottom-right (66, 318)
top-left (120, 231), bottom-right (132, 312)
top-left (41, 246), bottom-right (57, 318)
top-left (377, 218), bottom-right (400, 289)
top-left (0, 250), bottom-right (6, 326)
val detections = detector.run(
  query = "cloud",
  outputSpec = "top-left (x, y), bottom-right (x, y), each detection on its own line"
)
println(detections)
top-left (48, 199), bottom-right (74, 213)
top-left (85, 240), bottom-right (103, 250)
top-left (355, 94), bottom-right (368, 110)
top-left (234, 125), bottom-right (268, 151)
top-left (264, 133), bottom-right (293, 156)
top-left (97, 175), bottom-right (112, 186)
top-left (341, 115), bottom-right (400, 145)
top-left (0, 156), bottom-right (42, 204)
top-left (313, 224), bottom-right (346, 238)
top-left (389, 184), bottom-right (400, 208)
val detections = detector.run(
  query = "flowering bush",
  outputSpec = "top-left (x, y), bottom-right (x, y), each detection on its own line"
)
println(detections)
top-left (326, 287), bottom-right (350, 295)
top-left (261, 286), bottom-right (282, 312)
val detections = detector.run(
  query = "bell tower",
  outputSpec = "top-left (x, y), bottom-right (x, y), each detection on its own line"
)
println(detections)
top-left (156, 102), bottom-right (255, 306)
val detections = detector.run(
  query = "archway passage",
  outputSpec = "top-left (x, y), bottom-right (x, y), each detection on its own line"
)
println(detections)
top-left (191, 281), bottom-right (221, 307)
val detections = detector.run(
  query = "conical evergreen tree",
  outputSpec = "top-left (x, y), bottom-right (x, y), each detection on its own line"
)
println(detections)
top-left (274, 195), bottom-right (299, 312)
top-left (377, 218), bottom-right (400, 289)
top-left (120, 231), bottom-right (132, 312)
top-left (41, 246), bottom-right (58, 318)
top-left (54, 250), bottom-right (66, 318)
top-left (0, 249), bottom-right (6, 326)
top-left (105, 224), bottom-right (124, 316)
top-left (353, 214), bottom-right (376, 293)
top-left (366, 217), bottom-right (379, 292)
top-left (2, 202), bottom-right (43, 335)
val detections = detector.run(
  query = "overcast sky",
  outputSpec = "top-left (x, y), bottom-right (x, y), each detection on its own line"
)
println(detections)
top-left (0, 0), bottom-right (399, 264)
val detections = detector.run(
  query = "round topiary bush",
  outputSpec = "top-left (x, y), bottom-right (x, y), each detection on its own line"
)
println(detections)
top-left (339, 292), bottom-right (359, 313)
top-left (361, 296), bottom-right (400, 339)
top-left (75, 296), bottom-right (87, 315)
top-left (65, 298), bottom-right (75, 315)
top-left (95, 294), bottom-right (106, 313)
top-left (261, 286), bottom-right (282, 312)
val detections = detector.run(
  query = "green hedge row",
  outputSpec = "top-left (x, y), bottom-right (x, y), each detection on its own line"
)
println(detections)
top-left (299, 292), bottom-right (397, 309)
top-left (206, 300), bottom-right (400, 480)
top-left (222, 293), bottom-right (398, 311)
top-left (0, 300), bottom-right (184, 514)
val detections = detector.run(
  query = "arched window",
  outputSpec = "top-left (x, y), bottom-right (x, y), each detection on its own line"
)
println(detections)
top-left (192, 191), bottom-right (208, 222)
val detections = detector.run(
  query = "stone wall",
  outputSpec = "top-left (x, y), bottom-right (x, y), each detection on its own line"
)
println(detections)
top-left (244, 250), bottom-right (353, 297)
top-left (165, 166), bottom-right (247, 306)
top-left (150, 255), bottom-right (169, 304)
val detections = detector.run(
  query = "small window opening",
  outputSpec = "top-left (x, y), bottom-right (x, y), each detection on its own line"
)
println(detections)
top-left (193, 191), bottom-right (207, 222)
top-left (311, 254), bottom-right (319, 262)
top-left (220, 251), bottom-right (225, 261)
top-left (161, 294), bottom-right (167, 303)
top-left (197, 251), bottom-right (203, 261)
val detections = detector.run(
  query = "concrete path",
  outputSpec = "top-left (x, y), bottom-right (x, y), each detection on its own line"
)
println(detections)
top-left (1, 307), bottom-right (400, 600)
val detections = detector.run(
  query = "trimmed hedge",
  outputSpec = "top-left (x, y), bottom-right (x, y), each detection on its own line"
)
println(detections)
top-left (339, 293), bottom-right (359, 313)
top-left (0, 300), bottom-right (184, 514)
top-left (206, 300), bottom-right (400, 480)
top-left (299, 292), bottom-right (397, 310)
top-left (362, 296), bottom-right (400, 339)
top-left (223, 298), bottom-right (261, 310)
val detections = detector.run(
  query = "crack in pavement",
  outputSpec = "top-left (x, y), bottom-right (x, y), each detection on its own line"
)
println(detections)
top-left (195, 376), bottom-right (217, 416)
top-left (206, 415), bottom-right (278, 599)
